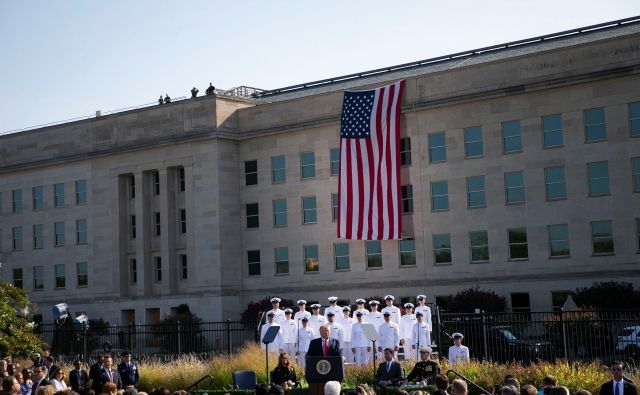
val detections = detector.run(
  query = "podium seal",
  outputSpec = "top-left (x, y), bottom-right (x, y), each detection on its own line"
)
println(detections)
top-left (316, 359), bottom-right (332, 375)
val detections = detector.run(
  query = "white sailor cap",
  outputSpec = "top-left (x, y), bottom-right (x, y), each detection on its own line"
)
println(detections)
top-left (297, 299), bottom-right (307, 305)
top-left (416, 311), bottom-right (423, 316)
top-left (452, 332), bottom-right (464, 339)
top-left (355, 298), bottom-right (366, 304)
top-left (355, 311), bottom-right (364, 317)
top-left (270, 297), bottom-right (281, 303)
top-left (384, 295), bottom-right (395, 301)
top-left (342, 306), bottom-right (351, 312)
top-left (368, 300), bottom-right (380, 306)
top-left (301, 317), bottom-right (309, 321)
top-left (328, 296), bottom-right (338, 302)
top-left (326, 312), bottom-right (335, 316)
top-left (284, 308), bottom-right (293, 314)
top-left (311, 304), bottom-right (321, 309)
top-left (404, 303), bottom-right (414, 308)
top-left (267, 311), bottom-right (275, 316)
top-left (417, 294), bottom-right (427, 300)
top-left (383, 311), bottom-right (391, 316)
top-left (419, 346), bottom-right (433, 353)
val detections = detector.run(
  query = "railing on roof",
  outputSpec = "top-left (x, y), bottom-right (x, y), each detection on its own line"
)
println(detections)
top-left (253, 15), bottom-right (640, 98)
top-left (218, 85), bottom-right (265, 98)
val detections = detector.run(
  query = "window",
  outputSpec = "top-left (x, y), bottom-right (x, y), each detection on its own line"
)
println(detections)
top-left (401, 185), bottom-right (413, 213)
top-left (180, 255), bottom-right (188, 280)
top-left (591, 220), bottom-right (614, 254)
top-left (13, 268), bottom-right (23, 289)
top-left (271, 155), bottom-right (286, 183)
top-left (505, 171), bottom-right (525, 204)
top-left (399, 238), bottom-right (416, 267)
top-left (54, 264), bottom-right (65, 289)
top-left (551, 290), bottom-right (570, 312)
top-left (129, 175), bottom-right (136, 199)
top-left (632, 157), bottom-right (640, 193)
top-left (178, 167), bottom-right (186, 191)
top-left (466, 176), bottom-right (486, 208)
top-left (464, 127), bottom-right (483, 158)
top-left (470, 230), bottom-right (489, 262)
top-left (502, 120), bottom-right (522, 153)
top-left (331, 193), bottom-right (339, 222)
top-left (12, 227), bottom-right (23, 251)
top-left (33, 224), bottom-right (43, 249)
top-left (548, 224), bottom-right (570, 257)
top-left (304, 245), bottom-right (319, 273)
top-left (54, 183), bottom-right (64, 207)
top-left (545, 166), bottom-right (567, 200)
top-left (433, 233), bottom-right (452, 264)
top-left (428, 132), bottom-right (446, 162)
top-left (130, 215), bottom-right (136, 239)
top-left (330, 148), bottom-right (340, 176)
top-left (32, 186), bottom-right (43, 210)
top-left (248, 250), bottom-right (261, 276)
top-left (587, 161), bottom-right (610, 196)
top-left (33, 266), bottom-right (44, 290)
top-left (275, 247), bottom-right (289, 275)
top-left (508, 227), bottom-right (529, 260)
top-left (246, 203), bottom-right (259, 228)
top-left (12, 189), bottom-right (22, 213)
top-left (180, 209), bottom-right (187, 233)
top-left (334, 243), bottom-right (350, 271)
top-left (76, 219), bottom-right (87, 244)
top-left (273, 199), bottom-right (287, 227)
top-left (54, 222), bottom-right (65, 246)
top-left (511, 293), bottom-right (531, 313)
top-left (154, 212), bottom-right (161, 236)
top-left (636, 218), bottom-right (640, 252)
top-left (130, 258), bottom-right (137, 283)
top-left (302, 196), bottom-right (317, 224)
top-left (430, 181), bottom-right (449, 211)
top-left (300, 152), bottom-right (315, 179)
top-left (75, 180), bottom-right (87, 205)
top-left (77, 262), bottom-right (88, 287)
top-left (630, 102), bottom-right (640, 137)
top-left (154, 256), bottom-right (162, 282)
top-left (542, 114), bottom-right (563, 148)
top-left (153, 171), bottom-right (160, 195)
top-left (365, 240), bottom-right (382, 269)
top-left (245, 160), bottom-right (258, 186)
top-left (584, 107), bottom-right (606, 142)
top-left (400, 137), bottom-right (412, 165)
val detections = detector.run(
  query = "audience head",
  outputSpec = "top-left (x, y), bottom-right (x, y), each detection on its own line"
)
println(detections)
top-left (433, 391), bottom-right (448, 395)
top-left (611, 361), bottom-right (625, 381)
top-left (504, 378), bottom-right (520, 392)
top-left (546, 387), bottom-right (569, 395)
top-left (501, 385), bottom-right (519, 395)
top-left (435, 374), bottom-right (449, 391)
top-left (383, 348), bottom-right (395, 361)
top-left (36, 385), bottom-right (55, 395)
top-left (575, 390), bottom-right (591, 395)
top-left (324, 381), bottom-right (341, 395)
top-left (521, 384), bottom-right (538, 395)
top-left (451, 379), bottom-right (468, 395)
top-left (124, 388), bottom-right (138, 395)
top-left (541, 375), bottom-right (558, 388)
top-left (103, 382), bottom-right (117, 395)
top-left (267, 385), bottom-right (284, 395)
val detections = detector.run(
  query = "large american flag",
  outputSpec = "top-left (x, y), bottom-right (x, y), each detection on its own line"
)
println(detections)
top-left (337, 80), bottom-right (405, 240)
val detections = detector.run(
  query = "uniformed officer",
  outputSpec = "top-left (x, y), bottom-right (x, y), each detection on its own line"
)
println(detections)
top-left (325, 297), bottom-right (342, 317)
top-left (281, 309), bottom-right (298, 360)
top-left (353, 299), bottom-right (369, 318)
top-left (400, 303), bottom-right (418, 360)
top-left (367, 300), bottom-right (384, 331)
top-left (261, 312), bottom-right (284, 353)
top-left (411, 312), bottom-right (431, 360)
top-left (381, 295), bottom-right (401, 326)
top-left (308, 304), bottom-right (326, 339)
top-left (294, 300), bottom-right (311, 329)
top-left (267, 297), bottom-right (286, 325)
top-left (337, 306), bottom-right (354, 363)
top-left (404, 347), bottom-right (439, 385)
top-left (326, 312), bottom-right (344, 344)
top-left (297, 317), bottom-right (315, 370)
top-left (116, 351), bottom-right (139, 388)
top-left (448, 332), bottom-right (470, 365)
top-left (351, 312), bottom-right (372, 366)
top-left (377, 312), bottom-right (400, 358)
top-left (415, 295), bottom-right (432, 331)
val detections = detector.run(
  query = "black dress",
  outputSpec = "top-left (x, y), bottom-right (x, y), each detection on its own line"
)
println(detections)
top-left (270, 365), bottom-right (297, 386)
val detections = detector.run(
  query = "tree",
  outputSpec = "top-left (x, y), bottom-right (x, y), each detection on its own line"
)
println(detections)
top-left (156, 304), bottom-right (205, 353)
top-left (571, 281), bottom-right (640, 310)
top-left (0, 281), bottom-right (44, 356)
top-left (445, 286), bottom-right (507, 313)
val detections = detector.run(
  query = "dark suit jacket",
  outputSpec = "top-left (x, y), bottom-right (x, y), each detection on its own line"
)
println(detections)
top-left (375, 361), bottom-right (403, 386)
top-left (69, 369), bottom-right (90, 393)
top-left (94, 368), bottom-right (123, 392)
top-left (307, 337), bottom-right (341, 357)
top-left (32, 378), bottom-right (51, 395)
top-left (600, 380), bottom-right (638, 395)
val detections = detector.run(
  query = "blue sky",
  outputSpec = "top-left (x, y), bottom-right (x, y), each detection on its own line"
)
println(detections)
top-left (1, 1), bottom-right (638, 133)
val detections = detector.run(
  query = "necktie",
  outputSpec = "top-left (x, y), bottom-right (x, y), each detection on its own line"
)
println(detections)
top-left (323, 340), bottom-right (328, 356)
top-left (615, 382), bottom-right (620, 395)
top-left (387, 362), bottom-right (391, 372)
top-left (108, 370), bottom-right (113, 383)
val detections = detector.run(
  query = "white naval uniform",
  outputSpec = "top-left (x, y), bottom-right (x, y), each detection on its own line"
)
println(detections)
top-left (267, 308), bottom-right (286, 325)
top-left (324, 305), bottom-right (342, 318)
top-left (377, 321), bottom-right (400, 357)
top-left (414, 305), bottom-right (432, 330)
top-left (366, 311), bottom-right (384, 331)
top-left (381, 305), bottom-right (401, 326)
top-left (308, 314), bottom-right (326, 339)
top-left (260, 323), bottom-right (283, 352)
top-left (297, 326), bottom-right (316, 370)
top-left (351, 322), bottom-right (372, 366)
top-left (400, 313), bottom-right (417, 359)
top-left (294, 311), bottom-right (311, 329)
top-left (448, 344), bottom-right (470, 365)
top-left (411, 322), bottom-right (431, 360)
top-left (337, 315), bottom-right (355, 363)
top-left (328, 321), bottom-right (344, 344)
top-left (352, 308), bottom-right (369, 319)
top-left (281, 318), bottom-right (298, 358)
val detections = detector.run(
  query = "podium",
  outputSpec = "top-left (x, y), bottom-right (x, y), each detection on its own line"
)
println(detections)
top-left (305, 356), bottom-right (344, 395)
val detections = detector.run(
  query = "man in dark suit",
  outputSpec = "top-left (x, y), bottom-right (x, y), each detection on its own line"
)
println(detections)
top-left (69, 360), bottom-right (90, 395)
top-left (307, 324), bottom-right (342, 357)
top-left (117, 351), bottom-right (139, 388)
top-left (31, 366), bottom-right (51, 395)
top-left (375, 348), bottom-right (404, 387)
top-left (94, 355), bottom-right (123, 392)
top-left (89, 355), bottom-right (105, 394)
top-left (600, 361), bottom-right (638, 395)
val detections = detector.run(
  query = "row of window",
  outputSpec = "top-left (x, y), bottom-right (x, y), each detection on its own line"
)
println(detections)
top-left (12, 262), bottom-right (88, 290)
top-left (128, 255), bottom-right (188, 284)
top-left (1, 180), bottom-right (87, 214)
top-left (128, 210), bottom-right (187, 239)
top-left (247, 218), bottom-right (640, 275)
top-left (126, 168), bottom-right (186, 199)
top-left (2, 219), bottom-right (87, 251)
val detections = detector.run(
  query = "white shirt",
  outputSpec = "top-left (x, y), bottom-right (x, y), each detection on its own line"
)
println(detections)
top-left (448, 344), bottom-right (470, 365)
top-left (324, 305), bottom-right (342, 318)
top-left (412, 322), bottom-right (430, 346)
top-left (260, 322), bottom-right (283, 350)
top-left (378, 321), bottom-right (400, 349)
top-left (267, 308), bottom-right (286, 325)
top-left (613, 379), bottom-right (625, 395)
top-left (367, 311), bottom-right (384, 331)
top-left (297, 326), bottom-right (315, 352)
top-left (337, 315), bottom-right (354, 342)
top-left (415, 305), bottom-right (432, 331)
top-left (281, 318), bottom-right (298, 344)
top-left (294, 310), bottom-right (311, 323)
top-left (351, 322), bottom-right (372, 348)
top-left (400, 313), bottom-right (417, 339)
top-left (51, 379), bottom-right (68, 391)
top-left (381, 305), bottom-right (401, 325)
top-left (353, 308), bottom-right (369, 318)
top-left (308, 314), bottom-right (326, 338)
top-left (328, 321), bottom-right (344, 343)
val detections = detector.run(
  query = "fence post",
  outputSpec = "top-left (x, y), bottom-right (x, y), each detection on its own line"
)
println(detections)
top-left (227, 319), bottom-right (232, 355)
top-left (129, 323), bottom-right (134, 353)
top-left (83, 322), bottom-right (88, 364)
top-left (177, 321), bottom-right (182, 354)
top-left (560, 308), bottom-right (568, 360)
top-left (482, 310), bottom-right (488, 361)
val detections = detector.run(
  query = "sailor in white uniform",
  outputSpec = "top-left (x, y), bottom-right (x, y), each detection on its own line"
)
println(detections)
top-left (377, 311), bottom-right (400, 358)
top-left (353, 299), bottom-right (369, 318)
top-left (400, 303), bottom-right (418, 360)
top-left (281, 308), bottom-right (298, 360)
top-left (366, 300), bottom-right (384, 331)
top-left (326, 312), bottom-right (344, 344)
top-left (267, 297), bottom-right (286, 325)
top-left (351, 311), bottom-right (372, 366)
top-left (260, 312), bottom-right (283, 353)
top-left (337, 306), bottom-right (355, 363)
top-left (381, 295), bottom-right (401, 326)
top-left (308, 304), bottom-right (326, 339)
top-left (324, 296), bottom-right (342, 318)
top-left (411, 312), bottom-right (431, 361)
top-left (414, 295), bottom-right (432, 333)
top-left (297, 317), bottom-right (315, 370)
top-left (294, 299), bottom-right (311, 330)
top-left (448, 332), bottom-right (470, 365)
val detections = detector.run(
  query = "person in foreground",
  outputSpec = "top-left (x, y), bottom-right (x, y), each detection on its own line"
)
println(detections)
top-left (599, 361), bottom-right (637, 395)
top-left (270, 353), bottom-right (297, 391)
top-left (375, 348), bottom-right (403, 388)
top-left (324, 381), bottom-right (341, 395)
